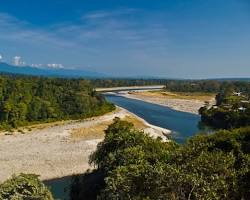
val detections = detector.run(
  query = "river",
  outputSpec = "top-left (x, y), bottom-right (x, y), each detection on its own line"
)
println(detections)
top-left (105, 94), bottom-right (203, 143)
top-left (45, 94), bottom-right (205, 199)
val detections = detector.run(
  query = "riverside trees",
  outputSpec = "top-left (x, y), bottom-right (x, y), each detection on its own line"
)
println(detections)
top-left (199, 87), bottom-right (250, 129)
top-left (0, 75), bottom-right (114, 129)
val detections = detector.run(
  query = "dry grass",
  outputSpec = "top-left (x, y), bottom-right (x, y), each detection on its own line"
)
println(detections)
top-left (28, 121), bottom-right (66, 130)
top-left (123, 115), bottom-right (148, 130)
top-left (71, 121), bottom-right (110, 140)
top-left (0, 120), bottom-right (75, 135)
top-left (71, 114), bottom-right (148, 140)
top-left (132, 91), bottom-right (215, 101)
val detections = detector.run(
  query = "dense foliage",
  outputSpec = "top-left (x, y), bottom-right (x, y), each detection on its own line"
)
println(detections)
top-left (0, 173), bottom-right (54, 200)
top-left (199, 87), bottom-right (250, 129)
top-left (0, 75), bottom-right (114, 129)
top-left (70, 119), bottom-right (250, 200)
top-left (165, 80), bottom-right (250, 93)
top-left (199, 105), bottom-right (250, 129)
top-left (90, 79), bottom-right (168, 88)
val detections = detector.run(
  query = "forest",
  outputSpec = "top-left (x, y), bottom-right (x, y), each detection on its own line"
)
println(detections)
top-left (165, 80), bottom-right (250, 94)
top-left (70, 119), bottom-right (250, 200)
top-left (90, 78), bottom-right (168, 88)
top-left (0, 75), bottom-right (114, 129)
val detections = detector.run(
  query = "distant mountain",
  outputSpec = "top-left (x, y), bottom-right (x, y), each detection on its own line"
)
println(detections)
top-left (0, 62), bottom-right (106, 78)
top-left (208, 78), bottom-right (250, 82)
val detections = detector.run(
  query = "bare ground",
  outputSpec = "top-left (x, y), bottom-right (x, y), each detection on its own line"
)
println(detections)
top-left (0, 107), bottom-right (169, 182)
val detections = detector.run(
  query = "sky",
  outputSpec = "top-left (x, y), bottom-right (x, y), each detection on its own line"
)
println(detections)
top-left (0, 0), bottom-right (250, 78)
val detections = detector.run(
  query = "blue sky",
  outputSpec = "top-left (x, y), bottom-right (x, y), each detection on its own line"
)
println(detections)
top-left (0, 0), bottom-right (249, 78)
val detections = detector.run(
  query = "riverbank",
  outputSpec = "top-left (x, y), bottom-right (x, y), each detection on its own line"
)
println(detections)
top-left (96, 85), bottom-right (165, 92)
top-left (0, 107), bottom-right (169, 182)
top-left (111, 91), bottom-right (215, 114)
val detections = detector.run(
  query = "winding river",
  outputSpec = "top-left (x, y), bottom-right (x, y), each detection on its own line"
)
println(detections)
top-left (105, 94), bottom-right (202, 143)
top-left (46, 93), bottom-right (206, 199)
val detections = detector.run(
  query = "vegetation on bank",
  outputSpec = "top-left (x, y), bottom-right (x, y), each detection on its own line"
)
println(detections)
top-left (165, 80), bottom-right (250, 94)
top-left (90, 79), bottom-right (168, 88)
top-left (91, 79), bottom-right (250, 94)
top-left (0, 75), bottom-right (115, 129)
top-left (70, 119), bottom-right (250, 200)
top-left (0, 174), bottom-right (53, 200)
top-left (199, 86), bottom-right (250, 129)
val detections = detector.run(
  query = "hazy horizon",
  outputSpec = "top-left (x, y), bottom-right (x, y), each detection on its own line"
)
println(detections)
top-left (0, 0), bottom-right (250, 79)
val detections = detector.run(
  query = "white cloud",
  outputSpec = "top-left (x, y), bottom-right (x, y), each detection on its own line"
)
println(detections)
top-left (0, 9), bottom-right (170, 74)
top-left (82, 8), bottom-right (138, 20)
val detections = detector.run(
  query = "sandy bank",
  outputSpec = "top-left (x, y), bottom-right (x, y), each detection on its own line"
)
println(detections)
top-left (96, 85), bottom-right (165, 92)
top-left (0, 107), bottom-right (169, 182)
top-left (112, 91), bottom-right (215, 114)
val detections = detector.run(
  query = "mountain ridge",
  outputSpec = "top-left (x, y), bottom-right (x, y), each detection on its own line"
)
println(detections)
top-left (0, 62), bottom-right (106, 78)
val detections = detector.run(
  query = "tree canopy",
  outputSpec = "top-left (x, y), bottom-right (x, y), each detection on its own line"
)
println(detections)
top-left (71, 119), bottom-right (250, 200)
top-left (0, 75), bottom-right (115, 129)
top-left (199, 86), bottom-right (250, 129)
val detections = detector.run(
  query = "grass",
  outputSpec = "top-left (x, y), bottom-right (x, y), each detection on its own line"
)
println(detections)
top-left (123, 115), bottom-right (148, 130)
top-left (71, 114), bottom-right (148, 140)
top-left (71, 121), bottom-right (110, 140)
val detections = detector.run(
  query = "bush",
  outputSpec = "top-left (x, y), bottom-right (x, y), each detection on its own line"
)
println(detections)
top-left (0, 173), bottom-right (54, 200)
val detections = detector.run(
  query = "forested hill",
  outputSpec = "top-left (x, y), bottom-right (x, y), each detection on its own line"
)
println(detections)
top-left (0, 75), bottom-right (114, 129)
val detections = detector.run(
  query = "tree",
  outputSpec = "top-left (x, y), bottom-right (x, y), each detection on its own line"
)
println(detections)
top-left (0, 173), bottom-right (54, 200)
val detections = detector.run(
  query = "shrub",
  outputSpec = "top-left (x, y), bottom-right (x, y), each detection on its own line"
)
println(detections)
top-left (0, 173), bottom-right (54, 200)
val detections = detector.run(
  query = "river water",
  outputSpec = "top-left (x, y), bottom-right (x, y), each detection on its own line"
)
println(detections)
top-left (46, 94), bottom-right (205, 199)
top-left (105, 94), bottom-right (202, 143)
